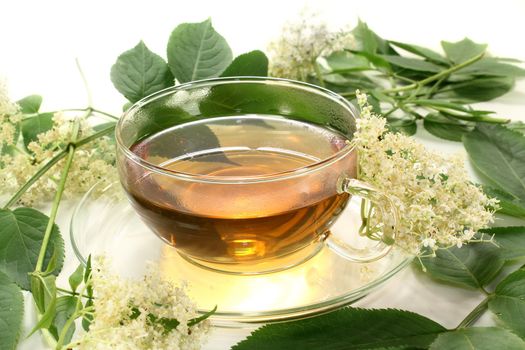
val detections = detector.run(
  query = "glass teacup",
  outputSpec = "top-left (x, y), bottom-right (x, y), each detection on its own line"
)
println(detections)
top-left (116, 77), bottom-right (398, 274)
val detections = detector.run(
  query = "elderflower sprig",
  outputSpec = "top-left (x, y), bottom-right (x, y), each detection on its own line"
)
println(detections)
top-left (0, 85), bottom-right (117, 207)
top-left (354, 90), bottom-right (498, 255)
top-left (75, 256), bottom-right (211, 350)
top-left (267, 10), bottom-right (353, 81)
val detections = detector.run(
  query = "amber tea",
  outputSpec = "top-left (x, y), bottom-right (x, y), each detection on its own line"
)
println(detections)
top-left (124, 116), bottom-right (354, 268)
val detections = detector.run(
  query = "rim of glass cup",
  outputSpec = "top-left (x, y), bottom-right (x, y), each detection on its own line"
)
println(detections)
top-left (115, 77), bottom-right (359, 184)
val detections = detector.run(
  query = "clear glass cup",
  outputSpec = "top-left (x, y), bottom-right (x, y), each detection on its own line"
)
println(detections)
top-left (116, 77), bottom-right (398, 274)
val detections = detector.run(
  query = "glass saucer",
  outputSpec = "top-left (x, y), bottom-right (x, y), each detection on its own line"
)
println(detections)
top-left (70, 182), bottom-right (411, 327)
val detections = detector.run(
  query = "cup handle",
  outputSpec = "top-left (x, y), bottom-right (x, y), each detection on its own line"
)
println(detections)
top-left (325, 177), bottom-right (399, 263)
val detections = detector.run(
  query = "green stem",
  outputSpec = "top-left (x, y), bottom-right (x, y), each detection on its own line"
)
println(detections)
top-left (314, 61), bottom-right (326, 88)
top-left (419, 105), bottom-right (510, 123)
top-left (424, 76), bottom-right (447, 99)
top-left (383, 52), bottom-right (485, 94)
top-left (39, 323), bottom-right (58, 349)
top-left (34, 110), bottom-right (85, 272)
top-left (56, 287), bottom-right (91, 299)
top-left (76, 59), bottom-right (93, 107)
top-left (340, 91), bottom-right (357, 97)
top-left (56, 282), bottom-right (91, 349)
top-left (456, 296), bottom-right (490, 329)
top-left (2, 153), bottom-right (66, 209)
top-left (75, 123), bottom-right (115, 147)
top-left (382, 106), bottom-right (399, 118)
top-left (91, 108), bottom-right (119, 120)
top-left (2, 120), bottom-right (114, 209)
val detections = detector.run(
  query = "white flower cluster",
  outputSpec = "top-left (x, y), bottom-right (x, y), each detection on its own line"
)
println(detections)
top-left (78, 257), bottom-right (210, 350)
top-left (354, 90), bottom-right (498, 255)
top-left (0, 80), bottom-right (22, 145)
top-left (0, 84), bottom-right (116, 206)
top-left (268, 10), bottom-right (354, 80)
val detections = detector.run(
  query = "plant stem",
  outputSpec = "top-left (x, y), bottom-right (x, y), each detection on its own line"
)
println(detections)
top-left (34, 110), bottom-right (85, 272)
top-left (456, 296), bottom-right (490, 329)
top-left (91, 108), bottom-right (119, 120)
top-left (56, 282), bottom-right (91, 349)
top-left (420, 105), bottom-right (510, 123)
top-left (40, 325), bottom-right (58, 349)
top-left (382, 106), bottom-right (399, 118)
top-left (340, 91), bottom-right (356, 97)
top-left (57, 287), bottom-right (91, 299)
top-left (2, 119), bottom-right (114, 209)
top-left (2, 153), bottom-right (66, 209)
top-left (383, 52), bottom-right (485, 94)
top-left (23, 108), bottom-right (118, 120)
top-left (76, 59), bottom-right (93, 108)
top-left (75, 123), bottom-right (115, 147)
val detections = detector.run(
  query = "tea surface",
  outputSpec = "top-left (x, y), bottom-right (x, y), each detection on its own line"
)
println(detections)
top-left (127, 116), bottom-right (351, 266)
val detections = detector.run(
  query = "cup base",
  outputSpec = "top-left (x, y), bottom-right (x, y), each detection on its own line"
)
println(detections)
top-left (177, 241), bottom-right (325, 275)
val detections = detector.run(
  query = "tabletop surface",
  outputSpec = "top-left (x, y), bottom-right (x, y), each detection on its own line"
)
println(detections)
top-left (2, 1), bottom-right (524, 349)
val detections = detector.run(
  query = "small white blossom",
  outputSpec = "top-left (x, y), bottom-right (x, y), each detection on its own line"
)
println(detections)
top-left (355, 92), bottom-right (497, 254)
top-left (268, 10), bottom-right (354, 80)
top-left (0, 83), bottom-right (117, 206)
top-left (77, 256), bottom-right (210, 350)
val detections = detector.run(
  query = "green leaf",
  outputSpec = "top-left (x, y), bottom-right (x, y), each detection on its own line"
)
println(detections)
top-left (84, 255), bottom-right (93, 299)
top-left (444, 76), bottom-right (515, 102)
top-left (231, 308), bottom-right (446, 350)
top-left (463, 124), bottom-right (525, 201)
top-left (49, 296), bottom-right (77, 343)
top-left (323, 72), bottom-right (378, 91)
top-left (479, 226), bottom-right (525, 261)
top-left (423, 113), bottom-right (474, 142)
top-left (82, 298), bottom-right (93, 332)
top-left (429, 327), bottom-right (525, 350)
top-left (93, 122), bottom-right (116, 143)
top-left (28, 274), bottom-right (56, 336)
top-left (17, 95), bottom-right (42, 114)
top-left (30, 274), bottom-right (50, 313)
top-left (388, 41), bottom-right (449, 65)
top-left (42, 247), bottom-right (59, 276)
top-left (386, 116), bottom-right (417, 136)
top-left (456, 57), bottom-right (525, 77)
top-left (0, 208), bottom-right (64, 290)
top-left (167, 19), bottom-right (232, 83)
top-left (83, 255), bottom-right (91, 283)
top-left (351, 20), bottom-right (395, 55)
top-left (68, 264), bottom-right (84, 293)
top-left (483, 186), bottom-right (525, 219)
top-left (220, 50), bottom-right (268, 77)
top-left (507, 121), bottom-right (525, 135)
top-left (147, 313), bottom-right (180, 335)
top-left (441, 38), bottom-right (487, 64)
top-left (324, 51), bottom-right (371, 73)
top-left (110, 41), bottom-right (174, 103)
top-left (381, 55), bottom-right (443, 72)
top-left (0, 271), bottom-right (24, 350)
top-left (418, 242), bottom-right (504, 289)
top-left (21, 112), bottom-right (54, 148)
top-left (489, 268), bottom-right (525, 338)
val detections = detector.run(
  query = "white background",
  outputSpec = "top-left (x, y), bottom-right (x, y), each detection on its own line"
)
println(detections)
top-left (2, 0), bottom-right (525, 349)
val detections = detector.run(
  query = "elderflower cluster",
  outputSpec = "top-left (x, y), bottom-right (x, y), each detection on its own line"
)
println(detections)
top-left (0, 84), bottom-right (116, 206)
top-left (78, 256), bottom-right (210, 350)
top-left (354, 90), bottom-right (498, 255)
top-left (0, 80), bottom-right (22, 145)
top-left (267, 10), bottom-right (354, 80)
